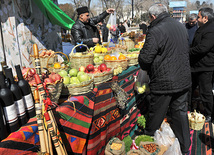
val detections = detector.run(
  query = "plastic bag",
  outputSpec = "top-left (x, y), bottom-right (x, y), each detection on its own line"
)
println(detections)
top-left (134, 69), bottom-right (150, 94)
top-left (154, 122), bottom-right (175, 148)
top-left (107, 13), bottom-right (117, 32)
top-left (164, 138), bottom-right (182, 155)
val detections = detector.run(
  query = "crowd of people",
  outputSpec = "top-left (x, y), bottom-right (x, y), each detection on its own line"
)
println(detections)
top-left (70, 3), bottom-right (214, 155)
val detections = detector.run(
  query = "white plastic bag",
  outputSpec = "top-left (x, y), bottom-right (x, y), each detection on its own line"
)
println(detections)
top-left (164, 138), bottom-right (182, 155)
top-left (107, 13), bottom-right (117, 31)
top-left (154, 122), bottom-right (175, 148)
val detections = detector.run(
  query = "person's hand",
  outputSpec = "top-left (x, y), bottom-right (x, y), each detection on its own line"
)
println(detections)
top-left (106, 8), bottom-right (115, 14)
top-left (93, 38), bottom-right (99, 43)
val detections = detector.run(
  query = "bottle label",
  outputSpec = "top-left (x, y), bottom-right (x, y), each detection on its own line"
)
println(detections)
top-left (15, 99), bottom-right (26, 117)
top-left (3, 104), bottom-right (18, 123)
top-left (23, 94), bottom-right (34, 111)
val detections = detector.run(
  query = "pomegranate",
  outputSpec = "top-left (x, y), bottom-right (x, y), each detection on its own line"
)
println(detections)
top-left (44, 78), bottom-right (54, 84)
top-left (51, 73), bottom-right (62, 83)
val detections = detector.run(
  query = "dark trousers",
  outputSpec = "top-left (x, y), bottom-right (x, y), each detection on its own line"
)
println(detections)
top-left (191, 71), bottom-right (213, 117)
top-left (145, 90), bottom-right (190, 153)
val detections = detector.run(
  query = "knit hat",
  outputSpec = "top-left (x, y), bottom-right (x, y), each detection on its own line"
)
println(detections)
top-left (77, 6), bottom-right (89, 15)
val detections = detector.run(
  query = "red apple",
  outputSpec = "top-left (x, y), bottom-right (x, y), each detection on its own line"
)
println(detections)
top-left (86, 64), bottom-right (94, 72)
top-left (51, 73), bottom-right (62, 82)
top-left (44, 78), bottom-right (53, 84)
top-left (79, 66), bottom-right (86, 72)
top-left (99, 63), bottom-right (107, 72)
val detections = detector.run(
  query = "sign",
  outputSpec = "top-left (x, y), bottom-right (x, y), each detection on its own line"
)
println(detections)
top-left (169, 1), bottom-right (187, 7)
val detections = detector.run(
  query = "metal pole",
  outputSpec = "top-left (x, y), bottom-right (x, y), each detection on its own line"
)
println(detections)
top-left (132, 0), bottom-right (134, 19)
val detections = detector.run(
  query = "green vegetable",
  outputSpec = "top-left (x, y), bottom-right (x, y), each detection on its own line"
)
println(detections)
top-left (135, 135), bottom-right (154, 146)
top-left (122, 135), bottom-right (132, 152)
top-left (128, 48), bottom-right (141, 52)
top-left (137, 115), bottom-right (146, 128)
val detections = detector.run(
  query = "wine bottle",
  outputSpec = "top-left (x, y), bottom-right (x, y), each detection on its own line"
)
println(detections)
top-left (15, 65), bottom-right (36, 118)
top-left (5, 68), bottom-right (28, 126)
top-left (0, 71), bottom-right (19, 133)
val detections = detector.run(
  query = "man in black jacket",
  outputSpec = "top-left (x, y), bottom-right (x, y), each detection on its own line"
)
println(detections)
top-left (71, 6), bottom-right (114, 51)
top-left (138, 3), bottom-right (191, 154)
top-left (190, 8), bottom-right (214, 122)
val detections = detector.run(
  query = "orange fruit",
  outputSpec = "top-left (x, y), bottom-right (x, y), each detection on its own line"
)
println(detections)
top-left (54, 62), bottom-right (61, 69)
top-left (118, 55), bottom-right (126, 60)
top-left (110, 56), bottom-right (117, 60)
top-left (135, 44), bottom-right (139, 48)
top-left (104, 55), bottom-right (111, 60)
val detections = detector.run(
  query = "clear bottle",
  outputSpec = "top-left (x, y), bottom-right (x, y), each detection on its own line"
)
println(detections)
top-left (15, 65), bottom-right (35, 118)
top-left (0, 71), bottom-right (19, 133)
top-left (5, 68), bottom-right (28, 126)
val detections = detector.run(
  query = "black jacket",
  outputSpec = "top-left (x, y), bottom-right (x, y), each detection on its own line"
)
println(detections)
top-left (71, 11), bottom-right (109, 50)
top-left (190, 19), bottom-right (214, 72)
top-left (119, 25), bottom-right (126, 33)
top-left (100, 23), bottom-right (109, 42)
top-left (138, 12), bottom-right (191, 94)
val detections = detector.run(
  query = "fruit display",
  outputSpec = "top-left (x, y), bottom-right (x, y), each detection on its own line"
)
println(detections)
top-left (134, 42), bottom-right (144, 49)
top-left (125, 53), bottom-right (139, 66)
top-left (39, 49), bottom-right (55, 57)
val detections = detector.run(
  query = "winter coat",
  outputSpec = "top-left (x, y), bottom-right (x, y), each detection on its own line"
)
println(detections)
top-left (71, 11), bottom-right (109, 51)
top-left (138, 12), bottom-right (191, 94)
top-left (190, 19), bottom-right (214, 72)
top-left (100, 23), bottom-right (109, 42)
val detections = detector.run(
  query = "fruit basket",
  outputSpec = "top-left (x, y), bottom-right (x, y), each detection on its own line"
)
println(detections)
top-left (30, 49), bottom-right (57, 72)
top-left (188, 110), bottom-right (205, 130)
top-left (46, 52), bottom-right (69, 73)
top-left (64, 77), bottom-right (94, 95)
top-left (125, 53), bottom-right (139, 66)
top-left (88, 68), bottom-right (113, 84)
top-left (92, 44), bottom-right (111, 66)
top-left (69, 44), bottom-right (94, 70)
top-left (104, 58), bottom-right (128, 71)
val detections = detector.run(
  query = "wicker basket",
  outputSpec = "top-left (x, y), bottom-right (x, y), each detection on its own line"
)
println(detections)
top-left (188, 110), bottom-right (205, 130)
top-left (125, 54), bottom-right (139, 66)
top-left (69, 44), bottom-right (94, 70)
top-left (64, 77), bottom-right (94, 95)
top-left (31, 81), bottom-right (63, 103)
top-left (104, 58), bottom-right (128, 70)
top-left (119, 38), bottom-right (135, 51)
top-left (46, 52), bottom-right (69, 73)
top-left (30, 49), bottom-right (58, 72)
top-left (87, 68), bottom-right (113, 84)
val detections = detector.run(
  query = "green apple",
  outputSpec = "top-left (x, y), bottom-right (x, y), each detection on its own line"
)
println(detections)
top-left (94, 53), bottom-right (99, 58)
top-left (63, 76), bottom-right (70, 84)
top-left (69, 68), bottom-right (78, 77)
top-left (77, 71), bottom-right (86, 78)
top-left (78, 74), bottom-right (90, 82)
top-left (138, 87), bottom-right (145, 94)
top-left (70, 77), bottom-right (80, 84)
top-left (94, 57), bottom-right (100, 63)
top-left (131, 54), bottom-right (138, 57)
top-left (59, 70), bottom-right (68, 77)
top-left (99, 56), bottom-right (104, 61)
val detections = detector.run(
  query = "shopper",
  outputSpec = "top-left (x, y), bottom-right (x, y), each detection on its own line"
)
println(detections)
top-left (189, 7), bottom-right (214, 122)
top-left (139, 21), bottom-right (148, 34)
top-left (71, 6), bottom-right (114, 51)
top-left (138, 3), bottom-right (191, 154)
top-left (185, 13), bottom-right (198, 46)
top-left (118, 22), bottom-right (126, 34)
top-left (98, 20), bottom-right (109, 42)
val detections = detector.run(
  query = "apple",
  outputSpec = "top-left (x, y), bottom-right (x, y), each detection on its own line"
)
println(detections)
top-left (99, 63), bottom-right (107, 72)
top-left (58, 70), bottom-right (68, 77)
top-left (51, 73), bottom-right (62, 82)
top-left (70, 77), bottom-right (80, 84)
top-left (99, 56), bottom-right (104, 61)
top-left (86, 64), bottom-right (94, 72)
top-left (94, 57), bottom-right (100, 63)
top-left (79, 66), bottom-right (86, 72)
top-left (44, 78), bottom-right (53, 84)
top-left (77, 71), bottom-right (86, 78)
top-left (63, 76), bottom-right (70, 84)
top-left (138, 87), bottom-right (145, 94)
top-left (113, 28), bottom-right (116, 31)
top-left (78, 74), bottom-right (90, 82)
top-left (69, 68), bottom-right (78, 77)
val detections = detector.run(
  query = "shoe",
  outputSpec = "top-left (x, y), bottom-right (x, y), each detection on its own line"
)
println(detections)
top-left (205, 116), bottom-right (211, 122)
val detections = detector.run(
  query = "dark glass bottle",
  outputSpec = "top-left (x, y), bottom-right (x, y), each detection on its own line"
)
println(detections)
top-left (15, 65), bottom-right (35, 118)
top-left (0, 71), bottom-right (19, 133)
top-left (5, 68), bottom-right (28, 126)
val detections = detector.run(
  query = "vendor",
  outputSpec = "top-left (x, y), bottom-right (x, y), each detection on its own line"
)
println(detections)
top-left (71, 6), bottom-right (114, 52)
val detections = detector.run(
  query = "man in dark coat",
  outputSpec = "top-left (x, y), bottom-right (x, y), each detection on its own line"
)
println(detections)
top-left (185, 13), bottom-right (198, 46)
top-left (138, 3), bottom-right (191, 154)
top-left (190, 8), bottom-right (214, 122)
top-left (98, 20), bottom-right (109, 42)
top-left (71, 6), bottom-right (114, 51)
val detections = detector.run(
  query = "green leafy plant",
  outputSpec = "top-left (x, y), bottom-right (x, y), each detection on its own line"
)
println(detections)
top-left (137, 115), bottom-right (146, 128)
top-left (135, 135), bottom-right (154, 146)
top-left (122, 135), bottom-right (132, 152)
